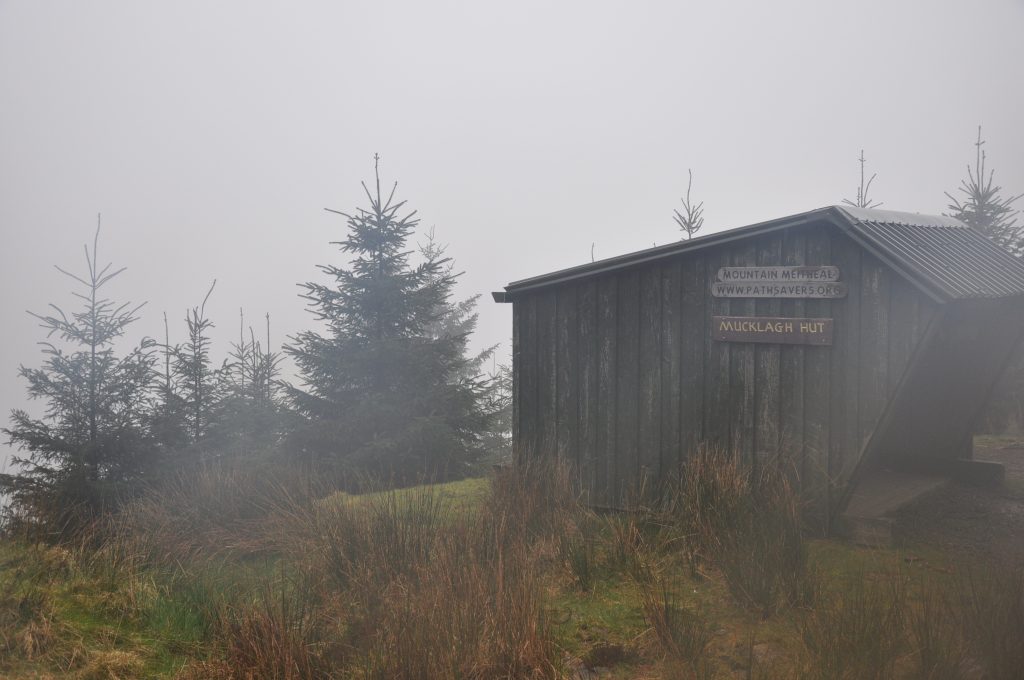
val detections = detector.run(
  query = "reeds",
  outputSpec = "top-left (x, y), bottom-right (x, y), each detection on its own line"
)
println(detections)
top-left (796, 569), bottom-right (906, 680)
top-left (666, 445), bottom-right (808, 616)
top-left (638, 577), bottom-right (713, 677)
top-left (956, 564), bottom-right (1024, 680)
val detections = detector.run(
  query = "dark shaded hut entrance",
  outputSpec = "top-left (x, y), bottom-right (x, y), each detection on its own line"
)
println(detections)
top-left (494, 206), bottom-right (1024, 531)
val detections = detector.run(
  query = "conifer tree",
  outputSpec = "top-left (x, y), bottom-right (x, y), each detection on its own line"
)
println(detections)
top-left (673, 169), bottom-right (705, 240)
top-left (211, 310), bottom-right (283, 456)
top-left (1, 220), bottom-right (157, 533)
top-left (945, 126), bottom-right (1023, 256)
top-left (842, 150), bottom-right (882, 209)
top-left (285, 156), bottom-right (491, 482)
top-left (169, 281), bottom-right (223, 447)
top-left (148, 311), bottom-right (189, 453)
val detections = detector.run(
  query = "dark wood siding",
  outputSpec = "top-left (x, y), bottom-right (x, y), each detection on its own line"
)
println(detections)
top-left (513, 219), bottom-right (954, 520)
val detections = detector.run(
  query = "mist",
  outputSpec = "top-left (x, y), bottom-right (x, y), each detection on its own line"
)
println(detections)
top-left (2, 1), bottom-right (1023, 469)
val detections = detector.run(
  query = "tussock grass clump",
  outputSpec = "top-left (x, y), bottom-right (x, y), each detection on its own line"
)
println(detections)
top-left (639, 578), bottom-right (713, 677)
top-left (956, 564), bottom-right (1024, 680)
top-left (77, 649), bottom-right (146, 680)
top-left (359, 529), bottom-right (556, 679)
top-left (797, 569), bottom-right (905, 680)
top-left (602, 511), bottom-right (657, 584)
top-left (0, 548), bottom-right (60, 662)
top-left (669, 446), bottom-right (808, 616)
top-left (906, 573), bottom-right (966, 680)
top-left (486, 458), bottom-right (580, 542)
top-left (311, 483), bottom-right (453, 591)
top-left (265, 458), bottom-right (571, 679)
top-left (559, 531), bottom-right (596, 592)
top-left (217, 576), bottom-right (333, 680)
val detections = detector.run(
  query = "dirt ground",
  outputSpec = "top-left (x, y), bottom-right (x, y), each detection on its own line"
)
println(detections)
top-left (896, 437), bottom-right (1024, 567)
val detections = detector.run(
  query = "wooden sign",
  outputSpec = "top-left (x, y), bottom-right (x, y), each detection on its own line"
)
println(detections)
top-left (712, 316), bottom-right (833, 345)
top-left (717, 266), bottom-right (840, 283)
top-left (711, 281), bottom-right (847, 298)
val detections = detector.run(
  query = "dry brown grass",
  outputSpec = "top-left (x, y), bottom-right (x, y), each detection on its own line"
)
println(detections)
top-left (106, 464), bottom-right (320, 567)
top-left (796, 568), bottom-right (906, 680)
top-left (662, 445), bottom-right (808, 617)
top-left (216, 582), bottom-right (332, 680)
top-left (955, 564), bottom-right (1024, 680)
top-left (638, 577), bottom-right (714, 678)
top-left (0, 551), bottom-right (60, 664)
top-left (76, 650), bottom-right (145, 680)
top-left (16, 447), bottom-right (1024, 679)
top-left (170, 459), bottom-right (573, 679)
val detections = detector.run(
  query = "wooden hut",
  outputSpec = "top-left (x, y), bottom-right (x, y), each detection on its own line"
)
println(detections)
top-left (493, 206), bottom-right (1024, 529)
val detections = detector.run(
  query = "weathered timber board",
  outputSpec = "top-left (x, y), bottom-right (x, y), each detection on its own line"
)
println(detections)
top-left (616, 270), bottom-right (640, 503)
top-left (577, 280), bottom-right (598, 498)
top-left (754, 235), bottom-right (783, 464)
top-left (639, 267), bottom-right (662, 491)
top-left (596, 276), bottom-right (617, 506)
top-left (556, 286), bottom-right (578, 466)
top-left (660, 260), bottom-right (682, 477)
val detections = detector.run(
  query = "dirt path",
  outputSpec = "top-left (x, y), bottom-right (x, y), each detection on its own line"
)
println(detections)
top-left (896, 438), bottom-right (1024, 567)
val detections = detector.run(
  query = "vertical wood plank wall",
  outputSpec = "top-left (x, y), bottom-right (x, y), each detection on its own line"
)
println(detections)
top-left (513, 222), bottom-right (937, 512)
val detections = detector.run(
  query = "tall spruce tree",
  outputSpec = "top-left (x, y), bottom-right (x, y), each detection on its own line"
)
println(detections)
top-left (285, 157), bottom-right (491, 482)
top-left (1, 221), bottom-right (157, 534)
top-left (945, 126), bottom-right (1023, 256)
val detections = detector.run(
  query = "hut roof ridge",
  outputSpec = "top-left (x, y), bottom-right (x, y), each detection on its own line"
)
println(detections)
top-left (501, 205), bottom-right (1024, 302)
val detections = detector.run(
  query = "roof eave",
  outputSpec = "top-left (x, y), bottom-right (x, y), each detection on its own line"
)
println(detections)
top-left (502, 207), bottom-right (833, 298)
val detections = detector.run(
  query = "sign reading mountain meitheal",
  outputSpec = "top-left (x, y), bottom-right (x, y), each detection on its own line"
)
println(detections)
top-left (717, 265), bottom-right (840, 282)
top-left (712, 266), bottom-right (847, 298)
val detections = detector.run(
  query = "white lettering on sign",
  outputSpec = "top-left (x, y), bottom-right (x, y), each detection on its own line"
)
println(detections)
top-left (712, 316), bottom-right (834, 345)
top-left (710, 281), bottom-right (848, 299)
top-left (716, 266), bottom-right (840, 283)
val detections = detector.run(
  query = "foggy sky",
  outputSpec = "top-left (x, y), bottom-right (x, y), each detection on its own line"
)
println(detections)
top-left (2, 0), bottom-right (1023, 473)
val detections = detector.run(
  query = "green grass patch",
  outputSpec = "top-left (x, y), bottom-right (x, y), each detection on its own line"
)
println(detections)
top-left (320, 475), bottom-right (491, 510)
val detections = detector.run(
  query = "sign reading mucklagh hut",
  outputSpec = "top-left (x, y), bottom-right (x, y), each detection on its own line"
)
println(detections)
top-left (712, 315), bottom-right (833, 345)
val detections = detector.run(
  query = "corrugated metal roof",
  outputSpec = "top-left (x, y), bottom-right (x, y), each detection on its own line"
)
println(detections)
top-left (835, 206), bottom-right (1024, 300)
top-left (501, 206), bottom-right (1024, 303)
